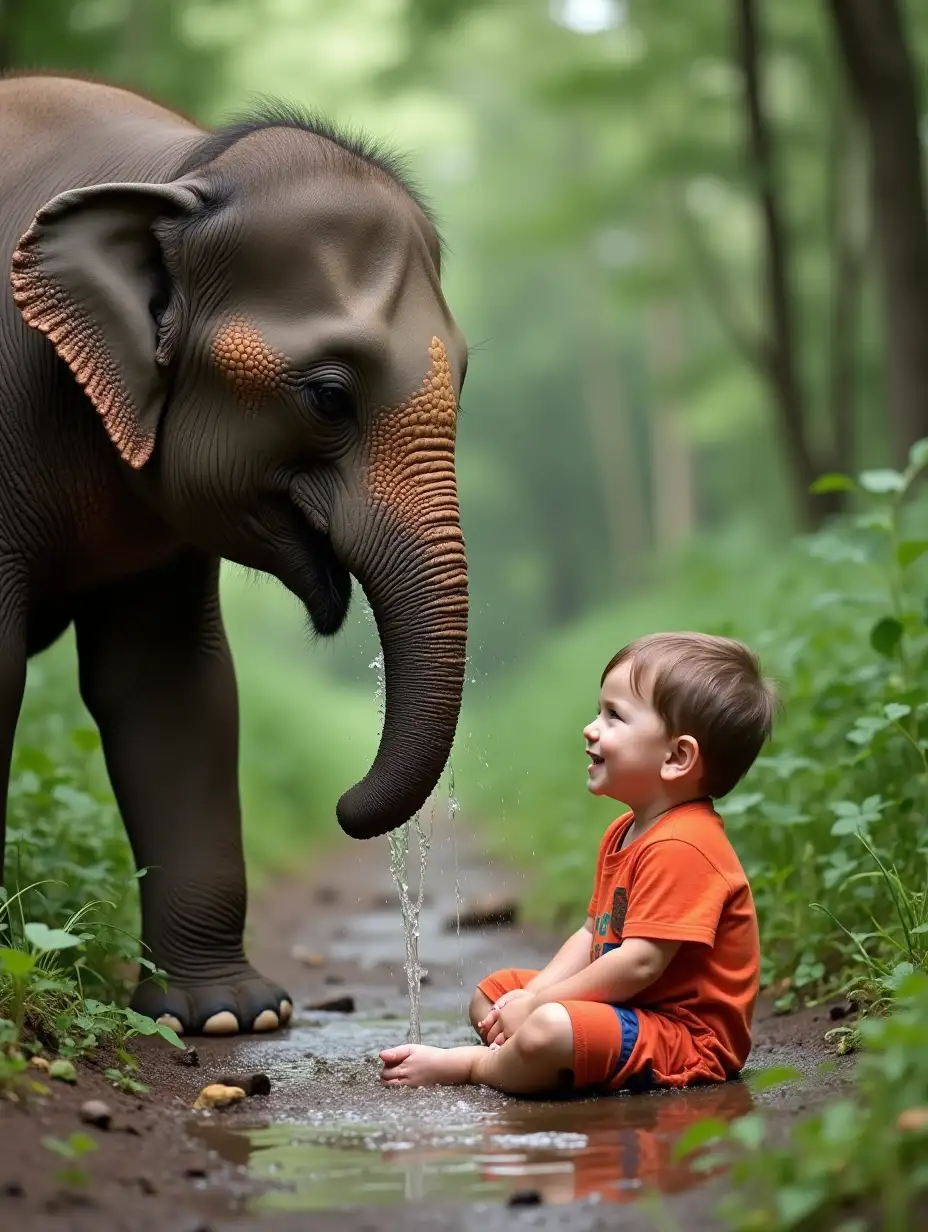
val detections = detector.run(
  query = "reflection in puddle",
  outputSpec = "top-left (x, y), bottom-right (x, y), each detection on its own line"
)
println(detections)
top-left (188, 1080), bottom-right (753, 1210)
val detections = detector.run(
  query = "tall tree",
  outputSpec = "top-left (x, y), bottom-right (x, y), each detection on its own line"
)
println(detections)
top-left (825, 0), bottom-right (928, 462)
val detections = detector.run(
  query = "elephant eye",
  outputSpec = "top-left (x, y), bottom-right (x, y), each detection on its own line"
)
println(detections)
top-left (303, 378), bottom-right (355, 421)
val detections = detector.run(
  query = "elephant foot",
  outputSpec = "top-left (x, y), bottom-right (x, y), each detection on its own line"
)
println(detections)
top-left (131, 965), bottom-right (293, 1037)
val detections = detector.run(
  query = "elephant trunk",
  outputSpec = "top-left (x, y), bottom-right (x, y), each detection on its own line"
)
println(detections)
top-left (336, 522), bottom-right (468, 840)
top-left (333, 336), bottom-right (468, 840)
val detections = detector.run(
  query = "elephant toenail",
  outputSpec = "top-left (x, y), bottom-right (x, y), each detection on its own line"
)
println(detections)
top-left (203, 1011), bottom-right (240, 1035)
top-left (252, 1009), bottom-right (279, 1032)
top-left (279, 999), bottom-right (293, 1024)
top-left (156, 1014), bottom-right (184, 1035)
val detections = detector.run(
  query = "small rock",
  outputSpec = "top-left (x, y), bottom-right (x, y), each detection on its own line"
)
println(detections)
top-left (314, 885), bottom-right (340, 904)
top-left (79, 1100), bottom-right (112, 1130)
top-left (323, 973), bottom-right (345, 985)
top-left (508, 1189), bottom-right (543, 1206)
top-left (123, 1125), bottom-right (142, 1136)
top-left (307, 996), bottom-right (355, 1014)
top-left (193, 1084), bottom-right (246, 1110)
top-left (28, 1056), bottom-right (50, 1072)
top-left (213, 1073), bottom-right (271, 1097)
top-left (178, 1046), bottom-right (200, 1067)
top-left (184, 1166), bottom-right (208, 1179)
top-left (447, 898), bottom-right (519, 931)
top-left (290, 945), bottom-right (326, 967)
top-left (49, 1059), bottom-right (77, 1084)
top-left (137, 1176), bottom-right (157, 1195)
top-left (0, 1181), bottom-right (24, 1198)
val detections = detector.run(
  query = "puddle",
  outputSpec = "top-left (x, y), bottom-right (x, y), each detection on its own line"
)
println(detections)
top-left (188, 1080), bottom-right (754, 1210)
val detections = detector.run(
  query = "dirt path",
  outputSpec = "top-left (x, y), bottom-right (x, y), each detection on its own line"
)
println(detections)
top-left (0, 813), bottom-right (854, 1232)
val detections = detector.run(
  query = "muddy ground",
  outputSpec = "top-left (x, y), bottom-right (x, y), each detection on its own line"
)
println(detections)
top-left (0, 815), bottom-right (855, 1232)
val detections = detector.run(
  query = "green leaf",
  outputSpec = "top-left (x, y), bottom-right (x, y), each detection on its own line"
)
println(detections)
top-left (0, 948), bottom-right (35, 977)
top-left (858, 468), bottom-right (905, 494)
top-left (810, 472), bottom-right (857, 495)
top-left (745, 1064), bottom-right (802, 1092)
top-left (49, 1059), bottom-right (77, 1083)
top-left (870, 616), bottom-right (903, 658)
top-left (884, 703), bottom-right (912, 722)
top-left (70, 728), bottom-right (101, 753)
top-left (671, 1116), bottom-right (730, 1160)
top-left (776, 1183), bottom-right (826, 1226)
top-left (897, 540), bottom-right (928, 569)
top-left (23, 923), bottom-right (83, 953)
top-left (908, 438), bottom-right (928, 469)
top-left (155, 1022), bottom-right (185, 1049)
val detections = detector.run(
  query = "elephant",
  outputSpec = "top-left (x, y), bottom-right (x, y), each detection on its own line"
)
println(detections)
top-left (0, 74), bottom-right (469, 1036)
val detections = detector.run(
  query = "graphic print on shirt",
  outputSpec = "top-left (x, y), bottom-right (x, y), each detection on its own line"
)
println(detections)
top-left (592, 885), bottom-right (628, 959)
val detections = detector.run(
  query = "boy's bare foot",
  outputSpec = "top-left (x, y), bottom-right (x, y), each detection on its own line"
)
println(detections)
top-left (380, 1043), bottom-right (484, 1087)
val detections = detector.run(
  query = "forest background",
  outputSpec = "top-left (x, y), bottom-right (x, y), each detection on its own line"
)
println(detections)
top-left (3, 0), bottom-right (928, 998)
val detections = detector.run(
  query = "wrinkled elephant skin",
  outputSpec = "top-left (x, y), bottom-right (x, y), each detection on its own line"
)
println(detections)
top-left (0, 77), bottom-right (469, 1036)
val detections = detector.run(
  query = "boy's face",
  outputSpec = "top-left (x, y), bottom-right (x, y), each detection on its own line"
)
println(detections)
top-left (583, 660), bottom-right (689, 808)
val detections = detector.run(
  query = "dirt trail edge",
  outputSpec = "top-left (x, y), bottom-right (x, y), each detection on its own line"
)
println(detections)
top-left (0, 813), bottom-right (853, 1232)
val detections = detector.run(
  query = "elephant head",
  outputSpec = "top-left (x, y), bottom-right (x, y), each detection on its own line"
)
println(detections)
top-left (9, 111), bottom-right (469, 840)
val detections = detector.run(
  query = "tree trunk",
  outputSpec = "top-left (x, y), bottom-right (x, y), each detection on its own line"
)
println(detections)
top-left (0, 0), bottom-right (25, 73)
top-left (825, 93), bottom-right (868, 477)
top-left (826, 0), bottom-right (928, 461)
top-left (648, 301), bottom-right (695, 549)
top-left (735, 0), bottom-right (825, 529)
top-left (578, 270), bottom-right (649, 590)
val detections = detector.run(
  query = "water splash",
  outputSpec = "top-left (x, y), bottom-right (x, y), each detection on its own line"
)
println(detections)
top-left (388, 806), bottom-right (432, 1044)
top-left (364, 600), bottom-right (430, 1044)
top-left (446, 761), bottom-right (466, 1003)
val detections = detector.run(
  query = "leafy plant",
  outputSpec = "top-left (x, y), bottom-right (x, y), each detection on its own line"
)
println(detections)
top-left (674, 972), bottom-right (928, 1231)
top-left (42, 1131), bottom-right (99, 1189)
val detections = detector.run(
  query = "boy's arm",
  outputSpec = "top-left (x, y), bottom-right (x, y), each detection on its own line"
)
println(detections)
top-left (526, 936), bottom-right (680, 1008)
top-left (478, 921), bottom-right (593, 1042)
top-left (524, 919), bottom-right (594, 991)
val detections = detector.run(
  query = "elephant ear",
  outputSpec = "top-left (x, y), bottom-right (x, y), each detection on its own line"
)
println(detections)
top-left (10, 179), bottom-right (205, 468)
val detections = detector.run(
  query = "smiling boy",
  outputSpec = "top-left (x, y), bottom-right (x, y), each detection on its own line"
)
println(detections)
top-left (380, 631), bottom-right (777, 1095)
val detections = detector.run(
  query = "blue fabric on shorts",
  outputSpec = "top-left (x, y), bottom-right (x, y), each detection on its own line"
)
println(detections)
top-left (611, 1006), bottom-right (640, 1078)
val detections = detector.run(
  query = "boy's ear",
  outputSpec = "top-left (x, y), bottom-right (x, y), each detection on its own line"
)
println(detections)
top-left (662, 735), bottom-right (701, 782)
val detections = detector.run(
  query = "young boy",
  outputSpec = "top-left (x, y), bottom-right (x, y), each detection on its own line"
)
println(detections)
top-left (380, 631), bottom-right (776, 1096)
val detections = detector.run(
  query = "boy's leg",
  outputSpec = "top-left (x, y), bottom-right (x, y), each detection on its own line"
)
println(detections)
top-left (468, 988), bottom-right (493, 1031)
top-left (381, 1004), bottom-right (575, 1095)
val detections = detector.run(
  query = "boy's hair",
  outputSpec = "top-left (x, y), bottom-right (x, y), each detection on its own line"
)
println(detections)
top-left (602, 632), bottom-right (777, 799)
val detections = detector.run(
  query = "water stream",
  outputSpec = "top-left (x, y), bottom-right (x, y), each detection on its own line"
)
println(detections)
top-left (365, 606), bottom-right (436, 1044)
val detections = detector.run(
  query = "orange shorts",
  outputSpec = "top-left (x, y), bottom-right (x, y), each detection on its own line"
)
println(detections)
top-left (477, 967), bottom-right (644, 1092)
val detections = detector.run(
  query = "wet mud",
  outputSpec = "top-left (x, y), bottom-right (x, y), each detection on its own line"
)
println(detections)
top-left (0, 813), bottom-right (855, 1231)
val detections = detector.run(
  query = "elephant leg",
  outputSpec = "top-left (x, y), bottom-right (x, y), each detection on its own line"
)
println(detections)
top-left (0, 583), bottom-right (28, 885)
top-left (74, 550), bottom-right (291, 1036)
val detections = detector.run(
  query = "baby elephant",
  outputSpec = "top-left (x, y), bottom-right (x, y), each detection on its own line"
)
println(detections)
top-left (0, 74), bottom-right (469, 1036)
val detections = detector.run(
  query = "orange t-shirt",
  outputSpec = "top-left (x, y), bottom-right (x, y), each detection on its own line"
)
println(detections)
top-left (586, 799), bottom-right (760, 1083)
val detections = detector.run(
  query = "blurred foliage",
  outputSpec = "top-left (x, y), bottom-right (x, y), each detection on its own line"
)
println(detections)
top-left (673, 970), bottom-right (928, 1231)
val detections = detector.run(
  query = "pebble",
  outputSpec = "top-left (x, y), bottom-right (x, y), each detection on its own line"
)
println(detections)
top-left (79, 1100), bottom-right (113, 1130)
top-left (193, 1084), bottom-right (246, 1110)
top-left (308, 995), bottom-right (355, 1013)
top-left (508, 1190), bottom-right (543, 1206)
top-left (178, 1046), bottom-right (200, 1067)
top-left (28, 1056), bottom-right (50, 1072)
top-left (290, 945), bottom-right (326, 967)
top-left (0, 1181), bottom-right (24, 1198)
top-left (213, 1073), bottom-right (271, 1097)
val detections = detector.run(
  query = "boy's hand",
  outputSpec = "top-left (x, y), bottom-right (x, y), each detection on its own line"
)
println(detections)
top-left (478, 989), bottom-right (532, 1043)
top-left (492, 993), bottom-right (537, 1044)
